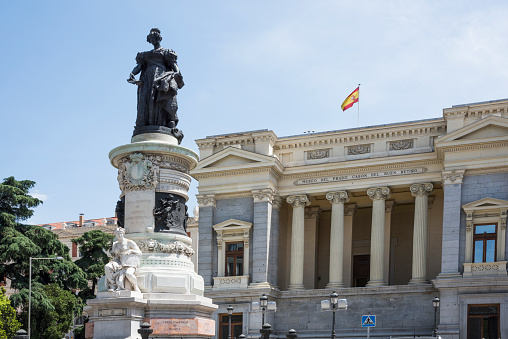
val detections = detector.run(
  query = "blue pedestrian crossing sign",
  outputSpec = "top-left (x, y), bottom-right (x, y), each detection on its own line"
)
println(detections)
top-left (362, 315), bottom-right (376, 327)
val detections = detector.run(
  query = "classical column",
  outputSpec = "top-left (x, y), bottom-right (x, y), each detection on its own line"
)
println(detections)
top-left (304, 206), bottom-right (321, 289)
top-left (438, 170), bottom-right (465, 279)
top-left (287, 194), bottom-right (310, 290)
top-left (343, 203), bottom-right (357, 287)
top-left (384, 201), bottom-right (395, 285)
top-left (409, 183), bottom-right (433, 284)
top-left (499, 210), bottom-right (507, 262)
top-left (196, 194), bottom-right (217, 289)
top-left (326, 191), bottom-right (350, 289)
top-left (464, 212), bottom-right (474, 263)
top-left (367, 187), bottom-right (391, 287)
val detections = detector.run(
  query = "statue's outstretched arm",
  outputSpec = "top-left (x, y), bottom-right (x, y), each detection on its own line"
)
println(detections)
top-left (128, 64), bottom-right (143, 84)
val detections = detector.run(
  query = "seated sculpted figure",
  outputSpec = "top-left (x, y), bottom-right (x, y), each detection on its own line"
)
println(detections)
top-left (105, 228), bottom-right (142, 292)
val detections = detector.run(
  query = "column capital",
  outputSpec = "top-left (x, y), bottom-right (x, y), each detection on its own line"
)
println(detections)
top-left (410, 183), bottom-right (434, 197)
top-left (272, 195), bottom-right (283, 210)
top-left (252, 188), bottom-right (277, 203)
top-left (344, 203), bottom-right (358, 216)
top-left (326, 191), bottom-right (350, 204)
top-left (196, 194), bottom-right (216, 208)
top-left (305, 207), bottom-right (321, 219)
top-left (286, 194), bottom-right (310, 208)
top-left (367, 187), bottom-right (391, 201)
top-left (385, 200), bottom-right (395, 213)
top-left (441, 169), bottom-right (465, 185)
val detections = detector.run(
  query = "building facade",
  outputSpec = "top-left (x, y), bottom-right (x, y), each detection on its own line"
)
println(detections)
top-left (190, 99), bottom-right (508, 338)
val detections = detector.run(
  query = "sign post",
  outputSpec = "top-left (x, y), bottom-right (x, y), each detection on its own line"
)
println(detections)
top-left (362, 315), bottom-right (376, 339)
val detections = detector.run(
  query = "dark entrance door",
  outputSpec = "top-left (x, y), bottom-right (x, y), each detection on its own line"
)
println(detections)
top-left (467, 304), bottom-right (500, 339)
top-left (220, 313), bottom-right (243, 339)
top-left (353, 255), bottom-right (370, 287)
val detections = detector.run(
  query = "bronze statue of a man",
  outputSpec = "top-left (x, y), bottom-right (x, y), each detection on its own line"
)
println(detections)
top-left (128, 28), bottom-right (184, 143)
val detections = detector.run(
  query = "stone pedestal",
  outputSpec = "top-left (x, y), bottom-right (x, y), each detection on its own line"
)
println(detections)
top-left (87, 134), bottom-right (217, 339)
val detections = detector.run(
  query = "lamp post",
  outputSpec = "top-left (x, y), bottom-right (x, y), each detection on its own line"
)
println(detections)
top-left (432, 297), bottom-right (440, 337)
top-left (260, 294), bottom-right (268, 325)
top-left (227, 305), bottom-right (234, 339)
top-left (321, 292), bottom-right (347, 339)
top-left (29, 256), bottom-right (64, 339)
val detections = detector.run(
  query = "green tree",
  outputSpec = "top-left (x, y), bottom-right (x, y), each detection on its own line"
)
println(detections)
top-left (0, 287), bottom-right (21, 339)
top-left (72, 230), bottom-right (114, 297)
top-left (0, 177), bottom-right (88, 337)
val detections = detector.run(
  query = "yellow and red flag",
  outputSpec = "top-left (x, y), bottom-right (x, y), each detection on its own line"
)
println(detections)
top-left (341, 87), bottom-right (359, 111)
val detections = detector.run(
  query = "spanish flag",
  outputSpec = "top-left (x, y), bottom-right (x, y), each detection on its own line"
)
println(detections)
top-left (341, 87), bottom-right (359, 111)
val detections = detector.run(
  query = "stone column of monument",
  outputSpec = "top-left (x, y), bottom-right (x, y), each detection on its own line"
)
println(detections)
top-left (367, 187), bottom-right (391, 287)
top-left (287, 194), bottom-right (310, 290)
top-left (409, 183), bottom-right (433, 284)
top-left (87, 28), bottom-right (217, 339)
top-left (326, 191), bottom-right (350, 289)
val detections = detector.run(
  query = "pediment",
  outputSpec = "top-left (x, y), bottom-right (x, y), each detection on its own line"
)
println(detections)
top-left (212, 218), bottom-right (252, 232)
top-left (462, 197), bottom-right (508, 212)
top-left (437, 116), bottom-right (508, 143)
top-left (193, 146), bottom-right (281, 171)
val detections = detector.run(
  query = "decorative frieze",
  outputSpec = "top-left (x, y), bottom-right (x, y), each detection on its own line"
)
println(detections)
top-left (286, 195), bottom-right (310, 208)
top-left (136, 239), bottom-right (195, 257)
top-left (390, 139), bottom-right (414, 151)
top-left (441, 169), bottom-right (465, 185)
top-left (367, 187), bottom-right (391, 201)
top-left (348, 144), bottom-right (371, 155)
top-left (196, 194), bottom-right (216, 208)
top-left (117, 153), bottom-right (158, 191)
top-left (307, 149), bottom-right (330, 160)
top-left (326, 191), bottom-right (350, 204)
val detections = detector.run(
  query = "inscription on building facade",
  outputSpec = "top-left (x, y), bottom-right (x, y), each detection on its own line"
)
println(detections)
top-left (294, 168), bottom-right (426, 185)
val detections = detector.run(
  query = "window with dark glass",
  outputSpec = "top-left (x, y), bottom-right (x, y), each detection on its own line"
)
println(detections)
top-left (473, 224), bottom-right (497, 263)
top-left (467, 304), bottom-right (499, 339)
top-left (225, 242), bottom-right (244, 276)
top-left (219, 313), bottom-right (243, 339)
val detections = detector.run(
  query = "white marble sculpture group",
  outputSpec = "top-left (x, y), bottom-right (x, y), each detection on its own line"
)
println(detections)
top-left (105, 228), bottom-right (142, 292)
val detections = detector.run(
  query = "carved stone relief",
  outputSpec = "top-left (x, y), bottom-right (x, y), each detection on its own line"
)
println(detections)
top-left (348, 144), bottom-right (371, 155)
top-left (136, 239), bottom-right (194, 257)
top-left (307, 149), bottom-right (330, 160)
top-left (117, 153), bottom-right (158, 191)
top-left (390, 139), bottom-right (414, 150)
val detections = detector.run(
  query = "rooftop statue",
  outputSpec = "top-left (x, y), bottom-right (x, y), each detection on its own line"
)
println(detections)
top-left (128, 28), bottom-right (184, 143)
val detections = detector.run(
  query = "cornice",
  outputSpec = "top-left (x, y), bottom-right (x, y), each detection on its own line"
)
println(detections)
top-left (438, 140), bottom-right (508, 154)
top-left (274, 120), bottom-right (445, 151)
top-left (465, 166), bottom-right (508, 176)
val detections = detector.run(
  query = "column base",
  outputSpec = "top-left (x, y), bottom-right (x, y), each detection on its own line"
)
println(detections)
top-left (326, 282), bottom-right (345, 289)
top-left (437, 272), bottom-right (462, 279)
top-left (287, 284), bottom-right (306, 290)
top-left (408, 278), bottom-right (429, 284)
top-left (366, 280), bottom-right (386, 287)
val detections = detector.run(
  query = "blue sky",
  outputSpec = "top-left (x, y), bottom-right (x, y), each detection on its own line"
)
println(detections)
top-left (1, 1), bottom-right (507, 224)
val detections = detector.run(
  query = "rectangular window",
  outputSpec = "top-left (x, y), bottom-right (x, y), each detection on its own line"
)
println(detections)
top-left (473, 224), bottom-right (497, 263)
top-left (467, 304), bottom-right (499, 339)
top-left (225, 242), bottom-right (244, 277)
top-left (219, 313), bottom-right (243, 339)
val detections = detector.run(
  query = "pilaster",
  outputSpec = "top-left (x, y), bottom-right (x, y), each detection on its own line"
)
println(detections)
top-left (343, 203), bottom-right (357, 287)
top-left (304, 206), bottom-right (321, 289)
top-left (384, 200), bottom-right (395, 285)
top-left (197, 194), bottom-right (216, 288)
top-left (326, 191), bottom-right (350, 289)
top-left (438, 170), bottom-right (465, 279)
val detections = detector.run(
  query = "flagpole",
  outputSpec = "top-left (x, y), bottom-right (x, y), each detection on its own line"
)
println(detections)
top-left (357, 84), bottom-right (360, 127)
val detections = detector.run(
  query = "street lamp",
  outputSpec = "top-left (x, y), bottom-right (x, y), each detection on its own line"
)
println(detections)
top-left (260, 294), bottom-right (268, 325)
top-left (321, 291), bottom-right (347, 339)
top-left (227, 305), bottom-right (234, 339)
top-left (432, 297), bottom-right (440, 337)
top-left (29, 256), bottom-right (64, 339)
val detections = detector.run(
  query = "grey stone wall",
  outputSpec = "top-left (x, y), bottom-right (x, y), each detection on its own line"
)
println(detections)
top-left (252, 201), bottom-right (272, 284)
top-left (440, 183), bottom-right (463, 276)
top-left (460, 172), bottom-right (508, 269)
top-left (214, 197), bottom-right (254, 224)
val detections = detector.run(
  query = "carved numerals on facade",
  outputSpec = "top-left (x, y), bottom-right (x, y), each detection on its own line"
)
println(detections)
top-left (307, 149), bottom-right (330, 160)
top-left (117, 153), bottom-right (158, 191)
top-left (410, 183), bottom-right (433, 197)
top-left (390, 139), bottom-right (414, 151)
top-left (326, 191), bottom-right (350, 204)
top-left (348, 144), bottom-right (371, 155)
top-left (286, 195), bottom-right (310, 208)
top-left (367, 187), bottom-right (391, 201)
